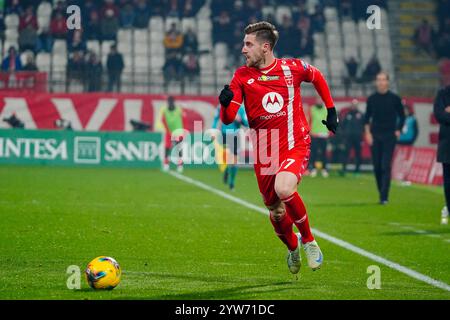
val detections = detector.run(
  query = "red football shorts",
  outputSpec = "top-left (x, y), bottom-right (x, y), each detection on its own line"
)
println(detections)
top-left (255, 141), bottom-right (311, 207)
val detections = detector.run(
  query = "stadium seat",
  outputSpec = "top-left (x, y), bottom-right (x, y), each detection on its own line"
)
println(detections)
top-left (199, 54), bottom-right (213, 70)
top-left (4, 14), bottom-right (19, 29)
top-left (275, 6), bottom-right (292, 25)
top-left (3, 40), bottom-right (18, 52)
top-left (149, 16), bottom-right (164, 31)
top-left (324, 7), bottom-right (338, 21)
top-left (134, 29), bottom-right (148, 43)
top-left (214, 43), bottom-right (228, 59)
top-left (150, 56), bottom-right (165, 69)
top-left (36, 53), bottom-right (51, 73)
top-left (134, 56), bottom-right (149, 69)
top-left (87, 40), bottom-right (100, 55)
top-left (181, 17), bottom-right (196, 33)
top-left (53, 40), bottom-right (67, 56)
top-left (196, 18), bottom-right (212, 34)
top-left (118, 29), bottom-right (133, 44)
top-left (5, 29), bottom-right (19, 41)
top-left (261, 6), bottom-right (275, 19)
top-left (150, 44), bottom-right (165, 56)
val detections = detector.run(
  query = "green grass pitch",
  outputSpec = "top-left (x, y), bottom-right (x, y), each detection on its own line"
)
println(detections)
top-left (0, 165), bottom-right (449, 300)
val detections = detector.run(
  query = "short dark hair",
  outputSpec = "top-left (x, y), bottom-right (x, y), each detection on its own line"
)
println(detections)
top-left (244, 21), bottom-right (279, 50)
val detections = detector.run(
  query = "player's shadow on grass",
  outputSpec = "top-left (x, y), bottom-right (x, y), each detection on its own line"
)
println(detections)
top-left (117, 271), bottom-right (302, 299)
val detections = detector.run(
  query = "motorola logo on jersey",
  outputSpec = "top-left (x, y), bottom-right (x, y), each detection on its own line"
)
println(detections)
top-left (262, 92), bottom-right (284, 114)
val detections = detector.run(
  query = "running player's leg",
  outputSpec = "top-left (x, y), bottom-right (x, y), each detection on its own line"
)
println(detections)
top-left (274, 171), bottom-right (314, 244)
top-left (275, 149), bottom-right (323, 270)
top-left (257, 173), bottom-right (297, 251)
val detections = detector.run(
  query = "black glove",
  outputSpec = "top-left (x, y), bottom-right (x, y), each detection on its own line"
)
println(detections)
top-left (219, 85), bottom-right (234, 107)
top-left (322, 107), bottom-right (339, 134)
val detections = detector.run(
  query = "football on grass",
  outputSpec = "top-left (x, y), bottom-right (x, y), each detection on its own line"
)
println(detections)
top-left (85, 256), bottom-right (121, 290)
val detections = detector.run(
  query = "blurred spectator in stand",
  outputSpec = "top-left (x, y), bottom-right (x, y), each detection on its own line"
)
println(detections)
top-left (5, 0), bottom-right (23, 15)
top-left (68, 29), bottom-right (87, 53)
top-left (133, 0), bottom-right (151, 28)
top-left (183, 27), bottom-right (198, 54)
top-left (0, 11), bottom-right (5, 43)
top-left (182, 48), bottom-right (200, 82)
top-left (119, 1), bottom-right (135, 28)
top-left (106, 44), bottom-right (124, 92)
top-left (397, 104), bottom-right (419, 146)
top-left (232, 0), bottom-right (245, 25)
top-left (435, 18), bottom-right (450, 59)
top-left (340, 99), bottom-right (364, 176)
top-left (50, 11), bottom-right (68, 40)
top-left (19, 6), bottom-right (38, 32)
top-left (344, 56), bottom-right (358, 93)
top-left (100, 0), bottom-right (119, 19)
top-left (82, 0), bottom-right (98, 22)
top-left (22, 52), bottom-right (38, 71)
top-left (164, 23), bottom-right (184, 56)
top-left (277, 15), bottom-right (295, 57)
top-left (52, 0), bottom-right (66, 16)
top-left (101, 8), bottom-right (119, 41)
top-left (2, 46), bottom-right (22, 72)
top-left (66, 51), bottom-right (86, 91)
top-left (163, 51), bottom-right (183, 87)
top-left (439, 58), bottom-right (450, 86)
top-left (181, 0), bottom-right (196, 17)
top-left (413, 19), bottom-right (435, 56)
top-left (297, 14), bottom-right (313, 58)
top-left (311, 4), bottom-right (325, 33)
top-left (150, 0), bottom-right (164, 16)
top-left (339, 0), bottom-right (352, 18)
top-left (213, 10), bottom-right (232, 46)
top-left (85, 51), bottom-right (103, 92)
top-left (166, 0), bottom-right (180, 18)
top-left (19, 25), bottom-right (38, 53)
top-left (85, 10), bottom-right (101, 40)
top-left (360, 55), bottom-right (381, 83)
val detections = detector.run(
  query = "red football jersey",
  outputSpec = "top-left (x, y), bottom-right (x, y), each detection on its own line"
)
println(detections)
top-left (221, 58), bottom-right (334, 162)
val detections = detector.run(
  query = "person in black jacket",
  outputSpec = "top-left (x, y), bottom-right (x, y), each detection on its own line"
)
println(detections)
top-left (364, 71), bottom-right (405, 204)
top-left (341, 99), bottom-right (365, 175)
top-left (106, 44), bottom-right (124, 92)
top-left (433, 85), bottom-right (450, 224)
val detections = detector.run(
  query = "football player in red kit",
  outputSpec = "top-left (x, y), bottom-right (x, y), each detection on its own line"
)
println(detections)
top-left (219, 22), bottom-right (338, 274)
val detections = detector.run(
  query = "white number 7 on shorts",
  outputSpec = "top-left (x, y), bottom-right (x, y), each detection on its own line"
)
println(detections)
top-left (282, 158), bottom-right (296, 169)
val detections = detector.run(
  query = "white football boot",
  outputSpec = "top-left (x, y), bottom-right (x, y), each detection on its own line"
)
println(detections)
top-left (163, 163), bottom-right (170, 172)
top-left (287, 233), bottom-right (302, 274)
top-left (441, 206), bottom-right (448, 225)
top-left (303, 239), bottom-right (323, 271)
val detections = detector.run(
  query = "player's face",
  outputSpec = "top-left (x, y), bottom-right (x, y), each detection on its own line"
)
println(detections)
top-left (242, 34), bottom-right (265, 68)
top-left (375, 73), bottom-right (389, 93)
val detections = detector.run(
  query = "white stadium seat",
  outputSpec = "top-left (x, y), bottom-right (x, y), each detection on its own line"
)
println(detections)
top-left (36, 53), bottom-right (51, 72)
top-left (5, 14), bottom-right (19, 29)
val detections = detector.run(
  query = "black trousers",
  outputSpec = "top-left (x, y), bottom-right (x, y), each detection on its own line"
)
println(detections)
top-left (371, 134), bottom-right (396, 202)
top-left (310, 137), bottom-right (328, 170)
top-left (444, 163), bottom-right (450, 208)
top-left (342, 134), bottom-right (362, 173)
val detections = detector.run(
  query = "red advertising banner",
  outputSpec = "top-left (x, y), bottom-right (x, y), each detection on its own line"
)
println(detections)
top-left (0, 72), bottom-right (48, 93)
top-left (392, 145), bottom-right (443, 186)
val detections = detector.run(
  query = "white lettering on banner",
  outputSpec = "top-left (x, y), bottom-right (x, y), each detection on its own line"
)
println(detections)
top-left (105, 141), bottom-right (159, 162)
top-left (51, 98), bottom-right (117, 131)
top-left (0, 138), bottom-right (67, 160)
top-left (124, 100), bottom-right (143, 132)
top-left (0, 98), bottom-right (36, 129)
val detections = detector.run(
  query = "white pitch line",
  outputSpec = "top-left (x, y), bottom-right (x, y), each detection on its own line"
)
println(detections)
top-left (168, 171), bottom-right (450, 293)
